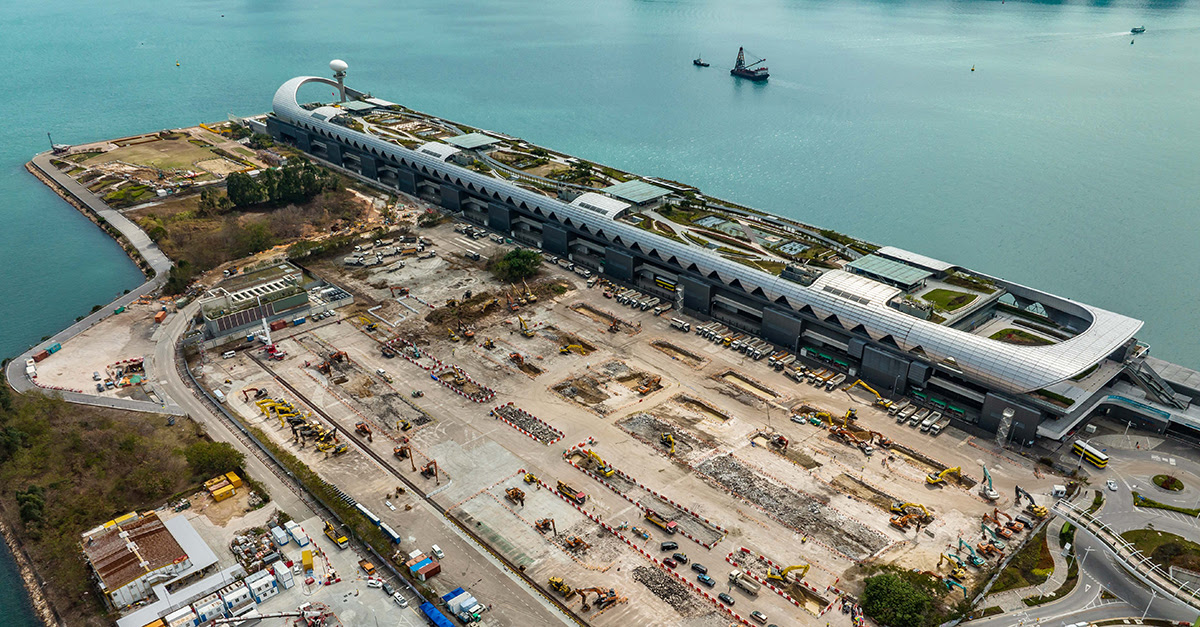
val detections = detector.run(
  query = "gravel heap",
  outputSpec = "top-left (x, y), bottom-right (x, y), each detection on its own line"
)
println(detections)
top-left (698, 454), bottom-right (888, 560)
top-left (495, 404), bottom-right (561, 443)
top-left (632, 566), bottom-right (708, 617)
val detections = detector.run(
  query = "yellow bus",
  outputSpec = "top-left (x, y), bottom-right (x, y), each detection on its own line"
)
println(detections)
top-left (1072, 439), bottom-right (1109, 468)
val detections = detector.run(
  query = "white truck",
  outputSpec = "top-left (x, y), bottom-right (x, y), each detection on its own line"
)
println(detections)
top-left (670, 318), bottom-right (691, 332)
top-left (928, 414), bottom-right (952, 435)
top-left (729, 570), bottom-right (761, 596)
top-left (920, 411), bottom-right (942, 432)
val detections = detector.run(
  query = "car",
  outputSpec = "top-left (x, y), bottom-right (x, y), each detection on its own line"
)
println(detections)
top-left (718, 593), bottom-right (734, 606)
top-left (690, 563), bottom-right (708, 575)
top-left (672, 552), bottom-right (688, 564)
top-left (382, 581), bottom-right (394, 596)
top-left (697, 574), bottom-right (715, 587)
top-left (660, 541), bottom-right (678, 551)
top-left (1107, 479), bottom-right (1118, 491)
top-left (366, 578), bottom-right (383, 589)
top-left (750, 610), bottom-right (768, 624)
top-left (292, 564), bottom-right (302, 577)
top-left (431, 545), bottom-right (445, 559)
top-left (662, 558), bottom-right (678, 569)
top-left (392, 592), bottom-right (409, 608)
top-left (96, 383), bottom-right (104, 393)
top-left (92, 371), bottom-right (101, 381)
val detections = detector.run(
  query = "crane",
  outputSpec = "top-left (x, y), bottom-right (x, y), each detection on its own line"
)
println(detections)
top-left (1016, 485), bottom-right (1048, 518)
top-left (926, 467), bottom-right (961, 485)
top-left (980, 465), bottom-right (1000, 501)
top-left (958, 538), bottom-right (986, 566)
top-left (587, 451), bottom-right (614, 477)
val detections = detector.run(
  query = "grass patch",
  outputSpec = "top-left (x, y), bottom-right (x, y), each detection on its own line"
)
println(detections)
top-left (990, 527), bottom-right (1053, 593)
top-left (1120, 529), bottom-right (1200, 572)
top-left (103, 183), bottom-right (156, 208)
top-left (1024, 556), bottom-right (1077, 607)
top-left (1088, 490), bottom-right (1105, 514)
top-left (990, 328), bottom-right (1053, 346)
top-left (1032, 388), bottom-right (1074, 407)
top-left (923, 289), bottom-right (977, 312)
top-left (1070, 363), bottom-right (1100, 381)
top-left (944, 272), bottom-right (996, 294)
top-left (0, 384), bottom-right (214, 624)
top-left (1154, 474), bottom-right (1184, 491)
top-left (683, 232), bottom-right (709, 247)
top-left (1132, 491), bottom-right (1200, 517)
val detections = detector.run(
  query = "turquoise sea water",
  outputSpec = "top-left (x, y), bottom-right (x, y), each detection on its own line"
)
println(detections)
top-left (2, 1), bottom-right (1198, 622)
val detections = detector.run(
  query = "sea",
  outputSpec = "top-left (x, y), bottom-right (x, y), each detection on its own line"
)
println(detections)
top-left (2, 0), bottom-right (1198, 622)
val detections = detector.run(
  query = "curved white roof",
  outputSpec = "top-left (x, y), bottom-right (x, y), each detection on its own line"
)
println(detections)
top-left (273, 76), bottom-right (1143, 395)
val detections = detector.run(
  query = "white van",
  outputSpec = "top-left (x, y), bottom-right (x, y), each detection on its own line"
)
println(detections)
top-left (222, 350), bottom-right (236, 359)
top-left (213, 389), bottom-right (226, 403)
top-left (431, 544), bottom-right (445, 559)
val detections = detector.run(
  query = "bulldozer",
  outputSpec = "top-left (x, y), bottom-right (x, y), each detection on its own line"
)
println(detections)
top-left (637, 375), bottom-right (662, 395)
top-left (505, 487), bottom-right (526, 506)
top-left (926, 466), bottom-right (961, 485)
top-left (548, 577), bottom-right (574, 598)
top-left (660, 432), bottom-right (675, 456)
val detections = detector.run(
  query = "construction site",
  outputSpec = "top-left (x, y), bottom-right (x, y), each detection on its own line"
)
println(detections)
top-left (175, 217), bottom-right (1075, 627)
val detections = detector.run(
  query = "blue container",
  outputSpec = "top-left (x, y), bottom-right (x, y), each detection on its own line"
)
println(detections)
top-left (292, 317), bottom-right (306, 326)
top-left (47, 343), bottom-right (62, 354)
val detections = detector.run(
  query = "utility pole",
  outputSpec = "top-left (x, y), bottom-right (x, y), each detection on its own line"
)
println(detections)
top-left (1141, 589), bottom-right (1157, 620)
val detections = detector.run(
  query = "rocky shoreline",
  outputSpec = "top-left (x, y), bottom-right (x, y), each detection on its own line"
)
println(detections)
top-left (0, 505), bottom-right (57, 627)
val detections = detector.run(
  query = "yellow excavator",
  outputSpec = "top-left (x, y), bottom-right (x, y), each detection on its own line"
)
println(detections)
top-left (766, 563), bottom-right (810, 583)
top-left (660, 432), bottom-right (675, 456)
top-left (523, 279), bottom-right (537, 303)
top-left (518, 316), bottom-right (535, 338)
top-left (844, 379), bottom-right (894, 409)
top-left (926, 467), bottom-right (961, 485)
top-left (890, 502), bottom-right (933, 522)
top-left (588, 451), bottom-right (614, 477)
top-left (938, 553), bottom-right (967, 581)
top-left (831, 408), bottom-right (858, 428)
top-left (447, 327), bottom-right (460, 342)
top-left (560, 344), bottom-right (587, 355)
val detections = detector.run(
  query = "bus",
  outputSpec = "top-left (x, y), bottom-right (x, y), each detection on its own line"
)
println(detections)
top-left (1072, 439), bottom-right (1109, 468)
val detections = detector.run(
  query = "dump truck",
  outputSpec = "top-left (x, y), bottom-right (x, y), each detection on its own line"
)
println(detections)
top-left (670, 318), bottom-right (691, 332)
top-left (323, 521), bottom-right (349, 549)
top-left (729, 570), bottom-right (761, 596)
top-left (359, 559), bottom-right (376, 576)
top-left (644, 510), bottom-right (678, 534)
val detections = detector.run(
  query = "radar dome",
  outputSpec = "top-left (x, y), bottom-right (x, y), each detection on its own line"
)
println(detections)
top-left (330, 59), bottom-right (348, 73)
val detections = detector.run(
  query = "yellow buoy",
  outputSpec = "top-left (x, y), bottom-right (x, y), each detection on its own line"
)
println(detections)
top-left (176, 61), bottom-right (180, 67)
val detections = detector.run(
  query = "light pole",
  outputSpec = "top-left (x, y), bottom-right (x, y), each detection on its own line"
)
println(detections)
top-left (1141, 589), bottom-right (1157, 620)
top-left (892, 373), bottom-right (903, 395)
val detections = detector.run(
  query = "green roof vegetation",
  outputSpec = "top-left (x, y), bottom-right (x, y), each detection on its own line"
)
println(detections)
top-left (990, 527), bottom-right (1053, 593)
top-left (991, 328), bottom-right (1053, 346)
top-left (923, 289), bottom-right (977, 312)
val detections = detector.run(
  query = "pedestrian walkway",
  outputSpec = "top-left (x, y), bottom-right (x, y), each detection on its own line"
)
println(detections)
top-left (983, 517), bottom-right (1071, 612)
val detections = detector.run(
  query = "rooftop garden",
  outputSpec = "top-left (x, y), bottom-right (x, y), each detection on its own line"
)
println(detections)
top-left (923, 289), bottom-right (977, 312)
top-left (991, 328), bottom-right (1054, 346)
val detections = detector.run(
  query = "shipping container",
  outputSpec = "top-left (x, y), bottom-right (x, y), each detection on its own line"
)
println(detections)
top-left (32, 351), bottom-right (50, 363)
top-left (154, 311), bottom-right (167, 323)
top-left (416, 561), bottom-right (441, 580)
top-left (301, 550), bottom-right (313, 574)
top-left (225, 472), bottom-right (243, 488)
top-left (47, 343), bottom-right (62, 354)
top-left (408, 558), bottom-right (432, 574)
top-left (270, 320), bottom-right (288, 331)
top-left (292, 317), bottom-right (306, 326)
top-left (114, 306), bottom-right (125, 314)
top-left (212, 485), bottom-right (236, 501)
top-left (271, 526), bottom-right (289, 546)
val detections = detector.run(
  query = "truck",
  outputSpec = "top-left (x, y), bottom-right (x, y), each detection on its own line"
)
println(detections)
top-left (644, 510), bottom-right (678, 534)
top-left (729, 570), bottom-right (761, 596)
top-left (557, 481), bottom-right (587, 505)
top-left (910, 408), bottom-right (929, 427)
top-left (888, 400), bottom-right (910, 416)
top-left (213, 389), bottom-right (226, 403)
top-left (642, 297), bottom-right (660, 312)
top-left (323, 521), bottom-right (348, 549)
top-left (670, 318), bottom-right (691, 332)
top-left (359, 559), bottom-right (376, 576)
top-left (928, 414), bottom-right (952, 435)
top-left (825, 373), bottom-right (846, 391)
top-left (897, 404), bottom-right (916, 423)
top-left (920, 411), bottom-right (942, 432)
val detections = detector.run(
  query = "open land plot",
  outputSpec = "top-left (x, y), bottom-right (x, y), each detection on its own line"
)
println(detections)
top-left (650, 339), bottom-right (709, 369)
top-left (551, 360), bottom-right (658, 415)
top-left (617, 412), bottom-right (717, 463)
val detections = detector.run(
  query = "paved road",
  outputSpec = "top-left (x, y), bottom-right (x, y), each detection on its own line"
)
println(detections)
top-left (5, 152), bottom-right (173, 407)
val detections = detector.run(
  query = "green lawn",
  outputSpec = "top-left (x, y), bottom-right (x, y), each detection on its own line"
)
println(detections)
top-left (83, 137), bottom-right (221, 170)
top-left (990, 328), bottom-right (1053, 346)
top-left (990, 527), bottom-right (1053, 593)
top-left (1154, 474), bottom-right (1184, 491)
top-left (1121, 529), bottom-right (1200, 572)
top-left (923, 289), bottom-right (977, 312)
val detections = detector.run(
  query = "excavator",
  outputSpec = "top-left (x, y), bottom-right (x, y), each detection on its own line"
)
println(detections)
top-left (482, 337), bottom-right (495, 350)
top-left (890, 502), bottom-right (933, 523)
top-left (637, 375), bottom-right (662, 395)
top-left (980, 465), bottom-right (1000, 501)
top-left (660, 432), bottom-right (675, 456)
top-left (769, 434), bottom-right (789, 452)
top-left (976, 542), bottom-right (1002, 558)
top-left (938, 553), bottom-right (967, 581)
top-left (447, 327), bottom-right (460, 342)
top-left (832, 428), bottom-right (874, 455)
top-left (457, 319), bottom-right (475, 339)
top-left (354, 421), bottom-right (373, 442)
top-left (523, 279), bottom-right (538, 303)
top-left (509, 352), bottom-right (524, 365)
top-left (766, 563), bottom-right (810, 584)
top-left (890, 513), bottom-right (920, 530)
top-left (993, 507), bottom-right (1023, 533)
top-left (576, 587), bottom-right (605, 611)
top-left (524, 472), bottom-right (538, 484)
top-left (588, 451), bottom-right (614, 477)
top-left (517, 316), bottom-right (535, 338)
top-left (389, 286), bottom-right (410, 297)
top-left (945, 578), bottom-right (968, 596)
top-left (1016, 485), bottom-right (1048, 518)
top-left (535, 518), bottom-right (556, 535)
top-left (548, 577), bottom-right (574, 598)
top-left (505, 487), bottom-right (525, 506)
top-left (560, 344), bottom-right (587, 355)
top-left (926, 466), bottom-right (961, 485)
top-left (421, 461), bottom-right (438, 481)
top-left (958, 538), bottom-right (986, 567)
top-left (393, 445), bottom-right (410, 459)
top-left (506, 292), bottom-right (518, 312)
top-left (608, 317), bottom-right (620, 334)
top-left (563, 536), bottom-right (590, 552)
top-left (831, 408), bottom-right (858, 428)
top-left (844, 379), bottom-right (894, 410)
top-left (241, 388), bottom-right (268, 402)
top-left (981, 521), bottom-right (1010, 546)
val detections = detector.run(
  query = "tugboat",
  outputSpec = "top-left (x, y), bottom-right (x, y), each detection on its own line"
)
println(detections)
top-left (693, 55), bottom-right (710, 67)
top-left (1131, 26), bottom-right (1146, 33)
top-left (730, 47), bottom-right (769, 81)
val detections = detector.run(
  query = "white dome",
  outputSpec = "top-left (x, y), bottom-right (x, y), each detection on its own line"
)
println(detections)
top-left (329, 59), bottom-right (348, 73)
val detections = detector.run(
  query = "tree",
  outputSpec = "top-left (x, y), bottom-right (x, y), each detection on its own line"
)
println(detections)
top-left (226, 172), bottom-right (264, 207)
top-left (861, 573), bottom-right (932, 627)
top-left (490, 249), bottom-right (542, 282)
top-left (197, 187), bottom-right (232, 217)
top-left (183, 441), bottom-right (245, 477)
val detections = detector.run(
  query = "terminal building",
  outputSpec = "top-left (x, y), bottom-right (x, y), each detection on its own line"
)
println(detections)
top-left (266, 70), bottom-right (1200, 445)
